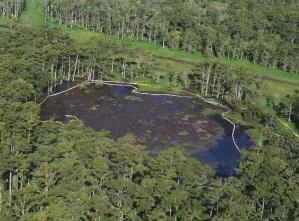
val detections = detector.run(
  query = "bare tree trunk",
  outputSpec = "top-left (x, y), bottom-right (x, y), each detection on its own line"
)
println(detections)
top-left (68, 56), bottom-right (71, 82)
top-left (205, 65), bottom-right (211, 96)
top-left (0, 184), bottom-right (2, 213)
top-left (212, 74), bottom-right (217, 97)
top-left (9, 172), bottom-right (12, 207)
top-left (201, 66), bottom-right (205, 94)
top-left (288, 103), bottom-right (292, 123)
top-left (261, 197), bottom-right (265, 219)
top-left (111, 59), bottom-right (114, 73)
top-left (72, 54), bottom-right (79, 82)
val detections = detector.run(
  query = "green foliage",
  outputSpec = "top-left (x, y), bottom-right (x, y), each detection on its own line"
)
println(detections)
top-left (0, 2), bottom-right (298, 220)
top-left (46, 0), bottom-right (299, 73)
top-left (0, 0), bottom-right (25, 18)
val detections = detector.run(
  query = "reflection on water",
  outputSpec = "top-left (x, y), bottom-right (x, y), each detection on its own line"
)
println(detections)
top-left (40, 84), bottom-right (252, 176)
top-left (189, 132), bottom-right (252, 176)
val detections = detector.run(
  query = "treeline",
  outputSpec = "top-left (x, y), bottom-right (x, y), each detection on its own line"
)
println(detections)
top-left (0, 0), bottom-right (25, 18)
top-left (270, 90), bottom-right (299, 129)
top-left (45, 0), bottom-right (299, 73)
top-left (0, 24), bottom-right (298, 221)
top-left (0, 25), bottom-right (152, 96)
top-left (0, 24), bottom-right (259, 105)
top-left (181, 63), bottom-right (259, 103)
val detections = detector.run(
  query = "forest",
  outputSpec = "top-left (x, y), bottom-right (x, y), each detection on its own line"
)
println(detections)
top-left (45, 0), bottom-right (299, 73)
top-left (0, 0), bottom-right (298, 220)
top-left (0, 0), bottom-right (24, 18)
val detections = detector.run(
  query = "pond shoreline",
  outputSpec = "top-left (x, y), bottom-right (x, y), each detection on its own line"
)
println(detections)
top-left (40, 80), bottom-right (252, 176)
top-left (40, 79), bottom-right (242, 153)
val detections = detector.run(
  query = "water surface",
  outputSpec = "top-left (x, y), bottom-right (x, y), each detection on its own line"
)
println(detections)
top-left (40, 84), bottom-right (252, 176)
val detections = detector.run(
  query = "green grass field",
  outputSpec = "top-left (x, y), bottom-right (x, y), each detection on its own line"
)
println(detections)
top-left (20, 0), bottom-right (44, 25)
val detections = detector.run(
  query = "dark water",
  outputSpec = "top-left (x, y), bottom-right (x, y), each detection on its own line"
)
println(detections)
top-left (40, 84), bottom-right (252, 176)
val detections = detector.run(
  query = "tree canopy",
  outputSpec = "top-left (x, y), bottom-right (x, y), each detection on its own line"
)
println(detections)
top-left (46, 0), bottom-right (299, 73)
top-left (0, 5), bottom-right (298, 221)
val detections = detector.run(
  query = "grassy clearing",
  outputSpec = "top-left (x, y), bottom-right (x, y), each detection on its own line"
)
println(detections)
top-left (19, 0), bottom-right (44, 25)
top-left (202, 108), bottom-right (223, 117)
top-left (276, 120), bottom-right (292, 136)
top-left (226, 112), bottom-right (264, 141)
top-left (0, 16), bottom-right (8, 25)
